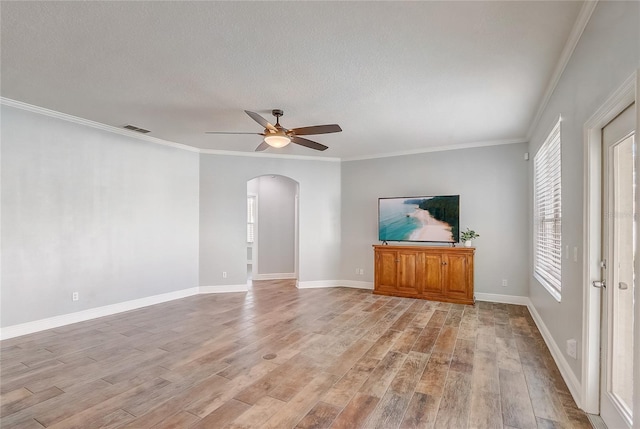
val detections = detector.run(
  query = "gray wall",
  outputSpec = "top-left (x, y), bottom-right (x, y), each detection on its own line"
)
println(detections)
top-left (200, 154), bottom-right (340, 286)
top-left (527, 1), bottom-right (639, 382)
top-left (1, 105), bottom-right (200, 327)
top-left (341, 143), bottom-right (529, 297)
top-left (254, 175), bottom-right (297, 276)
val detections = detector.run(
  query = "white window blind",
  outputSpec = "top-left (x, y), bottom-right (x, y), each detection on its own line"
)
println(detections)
top-left (247, 196), bottom-right (256, 243)
top-left (533, 120), bottom-right (562, 299)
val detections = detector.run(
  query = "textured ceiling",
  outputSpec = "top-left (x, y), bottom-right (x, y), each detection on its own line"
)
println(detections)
top-left (1, 1), bottom-right (583, 159)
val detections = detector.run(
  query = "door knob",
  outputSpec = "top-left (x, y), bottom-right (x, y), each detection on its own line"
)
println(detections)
top-left (592, 280), bottom-right (606, 288)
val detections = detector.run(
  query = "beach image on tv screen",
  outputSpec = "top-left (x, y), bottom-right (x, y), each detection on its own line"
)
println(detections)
top-left (378, 195), bottom-right (459, 243)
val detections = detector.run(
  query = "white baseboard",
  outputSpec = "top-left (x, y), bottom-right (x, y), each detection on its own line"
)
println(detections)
top-left (251, 273), bottom-right (297, 281)
top-left (0, 279), bottom-right (588, 410)
top-left (477, 292), bottom-right (583, 408)
top-left (526, 300), bottom-right (583, 408)
top-left (297, 280), bottom-right (342, 289)
top-left (199, 284), bottom-right (249, 294)
top-left (0, 287), bottom-right (200, 341)
top-left (297, 279), bottom-right (374, 290)
top-left (475, 292), bottom-right (530, 305)
top-left (339, 280), bottom-right (374, 290)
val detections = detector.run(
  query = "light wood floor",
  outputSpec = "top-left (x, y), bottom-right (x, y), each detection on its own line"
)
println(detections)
top-left (1, 281), bottom-right (592, 429)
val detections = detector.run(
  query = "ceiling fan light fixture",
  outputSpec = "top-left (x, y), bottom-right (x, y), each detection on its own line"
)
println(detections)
top-left (207, 109), bottom-right (339, 152)
top-left (264, 133), bottom-right (291, 148)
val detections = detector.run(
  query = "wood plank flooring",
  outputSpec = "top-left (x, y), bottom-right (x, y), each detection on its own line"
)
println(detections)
top-left (0, 281), bottom-right (592, 428)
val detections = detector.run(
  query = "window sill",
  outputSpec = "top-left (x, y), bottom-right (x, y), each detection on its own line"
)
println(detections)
top-left (534, 272), bottom-right (562, 302)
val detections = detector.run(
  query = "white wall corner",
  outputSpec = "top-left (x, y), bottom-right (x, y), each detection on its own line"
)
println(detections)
top-left (0, 287), bottom-right (200, 341)
top-left (199, 284), bottom-right (249, 294)
top-left (527, 300), bottom-right (583, 409)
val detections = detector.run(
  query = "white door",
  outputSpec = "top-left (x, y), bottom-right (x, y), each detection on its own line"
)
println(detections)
top-left (599, 102), bottom-right (636, 429)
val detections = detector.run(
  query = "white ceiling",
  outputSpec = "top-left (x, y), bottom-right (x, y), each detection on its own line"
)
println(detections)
top-left (1, 1), bottom-right (584, 159)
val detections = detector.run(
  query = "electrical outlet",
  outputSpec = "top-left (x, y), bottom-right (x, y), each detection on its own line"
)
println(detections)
top-left (355, 268), bottom-right (359, 274)
top-left (566, 339), bottom-right (577, 359)
top-left (573, 246), bottom-right (578, 262)
top-left (72, 292), bottom-right (79, 301)
top-left (501, 279), bottom-right (508, 287)
top-left (359, 269), bottom-right (364, 275)
top-left (222, 271), bottom-right (227, 278)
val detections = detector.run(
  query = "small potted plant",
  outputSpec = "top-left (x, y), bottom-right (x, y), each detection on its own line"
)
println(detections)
top-left (460, 228), bottom-right (480, 247)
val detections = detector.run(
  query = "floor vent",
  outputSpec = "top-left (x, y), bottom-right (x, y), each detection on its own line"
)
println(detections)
top-left (123, 124), bottom-right (151, 134)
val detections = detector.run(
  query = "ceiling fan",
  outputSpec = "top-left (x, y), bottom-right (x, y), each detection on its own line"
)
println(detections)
top-left (206, 109), bottom-right (342, 152)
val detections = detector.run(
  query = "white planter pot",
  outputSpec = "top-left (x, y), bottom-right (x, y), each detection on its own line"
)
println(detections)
top-left (464, 240), bottom-right (472, 247)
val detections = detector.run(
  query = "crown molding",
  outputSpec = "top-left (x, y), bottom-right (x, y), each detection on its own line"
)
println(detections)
top-left (2, 97), bottom-right (528, 162)
top-left (3, 0), bottom-right (600, 164)
top-left (526, 0), bottom-right (598, 140)
top-left (1, 97), bottom-right (343, 162)
top-left (341, 137), bottom-right (527, 162)
top-left (0, 97), bottom-right (201, 153)
top-left (199, 148), bottom-right (341, 162)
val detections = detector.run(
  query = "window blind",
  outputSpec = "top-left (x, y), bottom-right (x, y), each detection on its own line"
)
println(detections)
top-left (247, 196), bottom-right (256, 243)
top-left (533, 120), bottom-right (562, 297)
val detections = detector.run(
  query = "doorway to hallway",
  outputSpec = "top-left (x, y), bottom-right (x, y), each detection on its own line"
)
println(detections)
top-left (246, 175), bottom-right (299, 286)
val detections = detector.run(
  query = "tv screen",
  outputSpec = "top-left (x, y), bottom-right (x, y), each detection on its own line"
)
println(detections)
top-left (378, 195), bottom-right (459, 243)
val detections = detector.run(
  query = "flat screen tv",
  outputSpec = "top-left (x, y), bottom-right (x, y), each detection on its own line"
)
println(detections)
top-left (378, 195), bottom-right (459, 243)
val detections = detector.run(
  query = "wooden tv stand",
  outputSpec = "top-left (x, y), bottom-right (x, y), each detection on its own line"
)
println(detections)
top-left (373, 245), bottom-right (475, 305)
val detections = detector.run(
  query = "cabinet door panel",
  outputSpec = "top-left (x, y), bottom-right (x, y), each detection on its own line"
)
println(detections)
top-left (376, 250), bottom-right (398, 291)
top-left (443, 255), bottom-right (469, 297)
top-left (420, 254), bottom-right (444, 294)
top-left (398, 252), bottom-right (420, 294)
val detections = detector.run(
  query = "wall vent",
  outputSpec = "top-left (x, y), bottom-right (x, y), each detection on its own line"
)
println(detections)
top-left (123, 124), bottom-right (150, 134)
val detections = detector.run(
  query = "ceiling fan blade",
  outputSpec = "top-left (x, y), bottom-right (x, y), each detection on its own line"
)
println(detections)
top-left (245, 110), bottom-right (277, 132)
top-left (255, 141), bottom-right (270, 152)
top-left (291, 135), bottom-right (328, 151)
top-left (289, 124), bottom-right (342, 136)
top-left (205, 132), bottom-right (263, 135)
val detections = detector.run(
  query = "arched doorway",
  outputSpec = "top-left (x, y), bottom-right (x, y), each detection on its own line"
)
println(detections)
top-left (246, 175), bottom-right (299, 285)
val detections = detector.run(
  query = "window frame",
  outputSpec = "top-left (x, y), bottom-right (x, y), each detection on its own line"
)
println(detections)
top-left (533, 119), bottom-right (562, 301)
top-left (247, 195), bottom-right (256, 244)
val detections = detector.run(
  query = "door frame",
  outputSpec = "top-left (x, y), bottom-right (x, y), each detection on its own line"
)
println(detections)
top-left (246, 174), bottom-right (300, 282)
top-left (582, 70), bottom-right (638, 415)
top-left (636, 88), bottom-right (640, 429)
